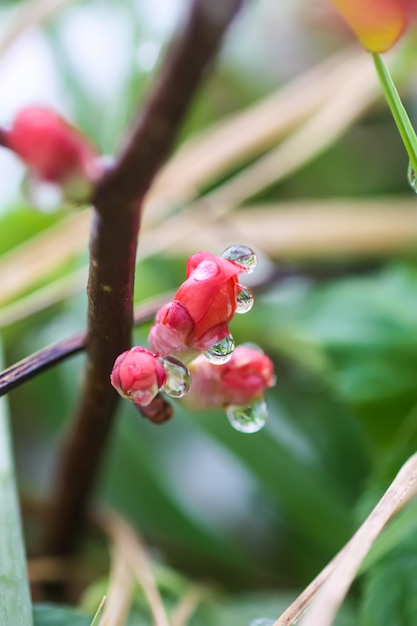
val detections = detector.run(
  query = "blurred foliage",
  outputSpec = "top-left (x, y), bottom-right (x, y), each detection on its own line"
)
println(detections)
top-left (2, 0), bottom-right (417, 624)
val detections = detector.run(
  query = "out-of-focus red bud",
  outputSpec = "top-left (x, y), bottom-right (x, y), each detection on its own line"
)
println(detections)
top-left (185, 346), bottom-right (276, 409)
top-left (328, 0), bottom-right (416, 52)
top-left (6, 106), bottom-right (100, 188)
top-left (110, 346), bottom-right (167, 407)
top-left (148, 251), bottom-right (246, 359)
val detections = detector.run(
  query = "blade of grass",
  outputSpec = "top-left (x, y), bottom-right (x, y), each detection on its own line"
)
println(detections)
top-left (373, 53), bottom-right (417, 174)
top-left (0, 345), bottom-right (33, 626)
top-left (91, 597), bottom-right (106, 626)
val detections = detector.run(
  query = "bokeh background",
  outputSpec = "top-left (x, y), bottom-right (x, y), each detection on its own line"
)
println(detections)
top-left (2, 0), bottom-right (417, 623)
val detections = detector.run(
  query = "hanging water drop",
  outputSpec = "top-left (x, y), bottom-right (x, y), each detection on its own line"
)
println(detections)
top-left (249, 619), bottom-right (275, 626)
top-left (226, 397), bottom-right (268, 433)
top-left (161, 356), bottom-right (191, 398)
top-left (236, 284), bottom-right (254, 314)
top-left (408, 162), bottom-right (417, 193)
top-left (205, 334), bottom-right (235, 364)
top-left (222, 245), bottom-right (257, 273)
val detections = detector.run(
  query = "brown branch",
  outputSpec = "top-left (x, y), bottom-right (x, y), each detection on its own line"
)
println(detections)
top-left (0, 127), bottom-right (9, 148)
top-left (43, 0), bottom-right (245, 559)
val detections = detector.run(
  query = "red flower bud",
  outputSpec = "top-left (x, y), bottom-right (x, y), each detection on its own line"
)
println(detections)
top-left (185, 346), bottom-right (276, 409)
top-left (6, 106), bottom-right (100, 190)
top-left (110, 347), bottom-right (167, 407)
top-left (149, 251), bottom-right (248, 359)
top-left (328, 0), bottom-right (417, 52)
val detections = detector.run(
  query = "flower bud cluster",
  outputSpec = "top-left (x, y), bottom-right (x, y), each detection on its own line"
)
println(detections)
top-left (0, 108), bottom-right (275, 431)
top-left (110, 246), bottom-right (276, 432)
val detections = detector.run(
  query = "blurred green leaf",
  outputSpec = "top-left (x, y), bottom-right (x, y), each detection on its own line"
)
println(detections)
top-left (32, 604), bottom-right (90, 626)
top-left (0, 345), bottom-right (33, 626)
top-left (359, 535), bottom-right (417, 626)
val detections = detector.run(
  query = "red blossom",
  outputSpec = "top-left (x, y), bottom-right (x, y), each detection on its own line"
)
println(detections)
top-left (185, 346), bottom-right (276, 409)
top-left (328, 0), bottom-right (417, 52)
top-left (6, 106), bottom-right (100, 187)
top-left (148, 251), bottom-right (246, 358)
top-left (110, 346), bottom-right (167, 407)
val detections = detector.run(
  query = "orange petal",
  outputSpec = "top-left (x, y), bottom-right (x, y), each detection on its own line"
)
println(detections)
top-left (330, 0), bottom-right (408, 52)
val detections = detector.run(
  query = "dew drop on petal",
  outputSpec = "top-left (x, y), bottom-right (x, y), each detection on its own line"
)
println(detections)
top-left (236, 284), bottom-right (254, 314)
top-left (205, 334), bottom-right (235, 364)
top-left (222, 245), bottom-right (257, 273)
top-left (408, 162), bottom-right (417, 193)
top-left (161, 356), bottom-right (191, 398)
top-left (226, 397), bottom-right (268, 433)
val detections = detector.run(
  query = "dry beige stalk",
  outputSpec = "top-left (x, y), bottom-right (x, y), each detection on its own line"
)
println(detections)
top-left (99, 544), bottom-right (134, 626)
top-left (170, 585), bottom-right (211, 626)
top-left (99, 511), bottom-right (170, 626)
top-left (0, 47), bottom-right (373, 309)
top-left (145, 199), bottom-right (417, 259)
top-left (0, 0), bottom-right (75, 59)
top-left (274, 451), bottom-right (417, 626)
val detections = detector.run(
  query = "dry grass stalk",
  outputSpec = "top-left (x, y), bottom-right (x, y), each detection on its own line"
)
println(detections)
top-left (170, 585), bottom-right (211, 626)
top-left (99, 544), bottom-right (134, 626)
top-left (274, 451), bottom-right (417, 626)
top-left (99, 511), bottom-right (169, 626)
top-left (143, 46), bottom-right (364, 224)
top-left (0, 0), bottom-right (75, 59)
top-left (145, 199), bottom-right (417, 259)
top-left (0, 47), bottom-right (371, 308)
top-left (138, 54), bottom-right (381, 260)
top-left (0, 211), bottom-right (91, 308)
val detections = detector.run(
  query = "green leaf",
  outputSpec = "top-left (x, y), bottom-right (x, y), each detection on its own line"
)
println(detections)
top-left (32, 604), bottom-right (90, 626)
top-left (0, 345), bottom-right (33, 626)
top-left (360, 537), bottom-right (417, 626)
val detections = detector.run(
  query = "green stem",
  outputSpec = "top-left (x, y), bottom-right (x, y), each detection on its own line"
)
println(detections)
top-left (0, 348), bottom-right (33, 626)
top-left (372, 53), bottom-right (417, 174)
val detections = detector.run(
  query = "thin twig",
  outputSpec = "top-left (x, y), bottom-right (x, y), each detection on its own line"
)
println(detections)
top-left (44, 0), bottom-right (244, 560)
top-left (0, 294), bottom-right (171, 397)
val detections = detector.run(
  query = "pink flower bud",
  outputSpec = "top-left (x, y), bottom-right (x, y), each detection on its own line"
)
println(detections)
top-left (110, 347), bottom-right (167, 407)
top-left (6, 106), bottom-right (100, 191)
top-left (185, 346), bottom-right (276, 409)
top-left (148, 251), bottom-right (247, 359)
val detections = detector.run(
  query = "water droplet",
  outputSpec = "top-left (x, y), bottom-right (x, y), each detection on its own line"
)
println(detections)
top-left (226, 397), bottom-right (268, 433)
top-left (249, 619), bottom-right (275, 626)
top-left (205, 335), bottom-right (235, 364)
top-left (408, 162), bottom-right (417, 193)
top-left (222, 245), bottom-right (257, 273)
top-left (236, 284), bottom-right (254, 314)
top-left (161, 356), bottom-right (191, 398)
